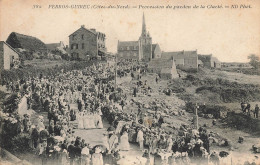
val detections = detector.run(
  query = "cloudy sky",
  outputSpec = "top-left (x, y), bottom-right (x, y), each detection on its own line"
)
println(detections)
top-left (0, 0), bottom-right (259, 62)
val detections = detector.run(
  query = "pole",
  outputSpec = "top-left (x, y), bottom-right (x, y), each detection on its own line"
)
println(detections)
top-left (114, 54), bottom-right (117, 90)
top-left (195, 103), bottom-right (199, 130)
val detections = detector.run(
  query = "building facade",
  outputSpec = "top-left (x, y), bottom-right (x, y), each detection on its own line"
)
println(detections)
top-left (117, 14), bottom-right (161, 62)
top-left (162, 50), bottom-right (198, 70)
top-left (0, 41), bottom-right (20, 70)
top-left (198, 54), bottom-right (221, 68)
top-left (68, 25), bottom-right (106, 60)
top-left (147, 58), bottom-right (178, 79)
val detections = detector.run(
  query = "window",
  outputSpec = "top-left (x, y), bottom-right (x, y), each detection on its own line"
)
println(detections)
top-left (81, 34), bottom-right (84, 40)
top-left (72, 35), bottom-right (76, 40)
top-left (133, 52), bottom-right (137, 56)
top-left (82, 43), bottom-right (84, 49)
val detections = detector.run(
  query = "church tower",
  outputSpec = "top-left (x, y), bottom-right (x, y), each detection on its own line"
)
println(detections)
top-left (139, 13), bottom-right (152, 62)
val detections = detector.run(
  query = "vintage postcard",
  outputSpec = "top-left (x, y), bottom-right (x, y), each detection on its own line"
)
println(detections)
top-left (0, 0), bottom-right (259, 164)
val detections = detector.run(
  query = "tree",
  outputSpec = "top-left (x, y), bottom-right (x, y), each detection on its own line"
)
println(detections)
top-left (248, 54), bottom-right (260, 69)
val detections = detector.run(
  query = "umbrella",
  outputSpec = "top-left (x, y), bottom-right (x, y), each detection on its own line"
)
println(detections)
top-left (219, 151), bottom-right (229, 158)
top-left (107, 126), bottom-right (115, 132)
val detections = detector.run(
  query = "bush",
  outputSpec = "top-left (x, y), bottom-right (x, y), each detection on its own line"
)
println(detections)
top-left (196, 85), bottom-right (260, 103)
top-left (3, 94), bottom-right (19, 113)
top-left (10, 133), bottom-right (32, 153)
top-left (185, 102), bottom-right (229, 119)
top-left (223, 112), bottom-right (260, 133)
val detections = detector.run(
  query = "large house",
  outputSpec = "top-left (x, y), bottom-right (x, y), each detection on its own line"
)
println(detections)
top-left (162, 50), bottom-right (198, 70)
top-left (0, 41), bottom-right (20, 70)
top-left (117, 14), bottom-right (161, 62)
top-left (6, 32), bottom-right (47, 52)
top-left (68, 25), bottom-right (106, 60)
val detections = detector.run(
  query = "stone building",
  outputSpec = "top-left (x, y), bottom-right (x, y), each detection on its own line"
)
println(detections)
top-left (162, 50), bottom-right (198, 70)
top-left (147, 58), bottom-right (178, 79)
top-left (6, 32), bottom-right (47, 52)
top-left (117, 14), bottom-right (161, 62)
top-left (152, 44), bottom-right (162, 59)
top-left (68, 25), bottom-right (106, 60)
top-left (198, 54), bottom-right (221, 68)
top-left (46, 41), bottom-right (65, 52)
top-left (46, 41), bottom-right (67, 55)
top-left (0, 41), bottom-right (20, 70)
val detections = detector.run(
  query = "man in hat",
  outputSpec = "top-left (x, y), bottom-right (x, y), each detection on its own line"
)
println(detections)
top-left (68, 141), bottom-right (76, 165)
top-left (39, 126), bottom-right (49, 143)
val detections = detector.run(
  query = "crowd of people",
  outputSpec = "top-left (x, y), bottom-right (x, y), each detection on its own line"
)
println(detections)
top-left (2, 60), bottom-right (258, 165)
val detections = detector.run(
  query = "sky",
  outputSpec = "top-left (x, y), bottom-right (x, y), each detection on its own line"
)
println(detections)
top-left (0, 0), bottom-right (259, 62)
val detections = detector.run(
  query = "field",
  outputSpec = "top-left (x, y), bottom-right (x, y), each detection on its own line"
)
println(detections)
top-left (126, 67), bottom-right (260, 163)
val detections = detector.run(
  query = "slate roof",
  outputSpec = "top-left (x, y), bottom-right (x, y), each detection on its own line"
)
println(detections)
top-left (152, 44), bottom-right (158, 52)
top-left (46, 43), bottom-right (60, 51)
top-left (162, 50), bottom-right (197, 59)
top-left (118, 41), bottom-right (139, 47)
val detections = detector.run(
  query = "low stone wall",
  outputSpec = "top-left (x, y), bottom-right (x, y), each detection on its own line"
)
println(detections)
top-left (0, 147), bottom-right (31, 165)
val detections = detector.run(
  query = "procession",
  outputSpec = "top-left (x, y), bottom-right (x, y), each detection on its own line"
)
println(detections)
top-left (0, 61), bottom-right (212, 165)
top-left (1, 55), bottom-right (258, 165)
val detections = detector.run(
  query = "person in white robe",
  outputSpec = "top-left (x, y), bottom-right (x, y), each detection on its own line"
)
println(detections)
top-left (108, 132), bottom-right (118, 152)
top-left (88, 112), bottom-right (96, 129)
top-left (95, 112), bottom-right (103, 129)
top-left (119, 131), bottom-right (130, 151)
top-left (137, 128), bottom-right (144, 151)
top-left (77, 112), bottom-right (84, 129)
top-left (102, 133), bottom-right (109, 149)
top-left (83, 111), bottom-right (89, 129)
top-left (91, 147), bottom-right (103, 165)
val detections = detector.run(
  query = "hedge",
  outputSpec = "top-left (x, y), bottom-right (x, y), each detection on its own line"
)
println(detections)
top-left (1, 61), bottom-right (95, 85)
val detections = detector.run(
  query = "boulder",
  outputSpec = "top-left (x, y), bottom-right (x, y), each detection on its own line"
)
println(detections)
top-left (238, 136), bottom-right (244, 143)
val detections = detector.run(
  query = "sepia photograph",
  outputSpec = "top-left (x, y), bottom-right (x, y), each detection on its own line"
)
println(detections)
top-left (0, 0), bottom-right (260, 164)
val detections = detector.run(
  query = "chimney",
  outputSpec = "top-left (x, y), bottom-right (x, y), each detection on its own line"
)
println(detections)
top-left (81, 25), bottom-right (85, 28)
top-left (90, 28), bottom-right (96, 32)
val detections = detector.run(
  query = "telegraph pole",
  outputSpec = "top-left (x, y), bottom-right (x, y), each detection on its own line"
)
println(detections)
top-left (195, 103), bottom-right (199, 130)
top-left (114, 53), bottom-right (117, 90)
